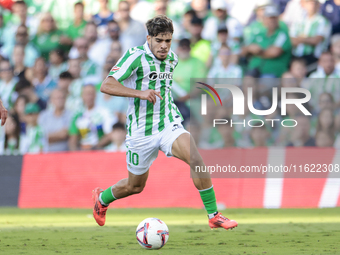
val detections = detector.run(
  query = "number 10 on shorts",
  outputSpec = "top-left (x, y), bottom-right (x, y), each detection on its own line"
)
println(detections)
top-left (127, 150), bottom-right (139, 166)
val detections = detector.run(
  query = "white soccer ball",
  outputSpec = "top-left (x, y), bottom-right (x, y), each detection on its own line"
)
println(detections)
top-left (136, 218), bottom-right (169, 249)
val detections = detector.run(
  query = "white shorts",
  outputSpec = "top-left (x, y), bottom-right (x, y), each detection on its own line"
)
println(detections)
top-left (125, 122), bottom-right (189, 175)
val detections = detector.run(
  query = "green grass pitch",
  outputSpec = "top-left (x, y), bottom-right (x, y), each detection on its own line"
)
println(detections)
top-left (0, 207), bottom-right (340, 255)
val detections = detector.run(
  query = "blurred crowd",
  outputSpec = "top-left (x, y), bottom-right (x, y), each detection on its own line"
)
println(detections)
top-left (1, 0), bottom-right (340, 154)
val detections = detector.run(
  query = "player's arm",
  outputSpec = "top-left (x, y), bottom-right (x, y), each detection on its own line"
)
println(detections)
top-left (0, 99), bottom-right (8, 126)
top-left (100, 77), bottom-right (163, 105)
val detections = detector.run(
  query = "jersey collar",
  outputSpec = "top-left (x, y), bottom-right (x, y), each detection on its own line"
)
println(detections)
top-left (143, 41), bottom-right (171, 61)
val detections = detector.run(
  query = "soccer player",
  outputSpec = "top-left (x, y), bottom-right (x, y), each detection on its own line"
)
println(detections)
top-left (0, 99), bottom-right (7, 126)
top-left (92, 15), bottom-right (238, 230)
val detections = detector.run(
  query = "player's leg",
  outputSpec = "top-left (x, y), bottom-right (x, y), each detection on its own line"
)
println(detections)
top-left (171, 132), bottom-right (238, 230)
top-left (92, 170), bottom-right (149, 226)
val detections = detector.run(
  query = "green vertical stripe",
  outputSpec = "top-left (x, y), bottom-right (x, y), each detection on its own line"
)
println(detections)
top-left (158, 62), bottom-right (166, 132)
top-left (167, 91), bottom-right (174, 122)
top-left (145, 55), bottom-right (156, 136)
top-left (134, 59), bottom-right (144, 127)
top-left (167, 64), bottom-right (174, 122)
top-left (128, 114), bottom-right (132, 136)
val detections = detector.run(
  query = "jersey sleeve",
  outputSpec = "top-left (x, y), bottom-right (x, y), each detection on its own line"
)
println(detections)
top-left (107, 47), bottom-right (142, 83)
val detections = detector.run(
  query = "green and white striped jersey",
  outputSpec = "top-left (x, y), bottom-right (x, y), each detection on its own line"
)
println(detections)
top-left (290, 14), bottom-right (331, 58)
top-left (108, 42), bottom-right (183, 137)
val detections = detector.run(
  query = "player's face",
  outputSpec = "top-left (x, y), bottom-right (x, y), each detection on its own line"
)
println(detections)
top-left (147, 33), bottom-right (172, 61)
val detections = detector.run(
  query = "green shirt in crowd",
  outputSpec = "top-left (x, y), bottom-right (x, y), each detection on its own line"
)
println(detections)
top-left (173, 56), bottom-right (207, 93)
top-left (66, 20), bottom-right (87, 40)
top-left (32, 30), bottom-right (64, 60)
top-left (248, 26), bottom-right (292, 77)
top-left (191, 39), bottom-right (211, 64)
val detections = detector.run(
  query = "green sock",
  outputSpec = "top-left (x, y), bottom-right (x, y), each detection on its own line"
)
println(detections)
top-left (199, 186), bottom-right (218, 214)
top-left (100, 186), bottom-right (117, 205)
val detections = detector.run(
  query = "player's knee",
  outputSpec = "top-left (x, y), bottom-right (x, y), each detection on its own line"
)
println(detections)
top-left (128, 185), bottom-right (145, 195)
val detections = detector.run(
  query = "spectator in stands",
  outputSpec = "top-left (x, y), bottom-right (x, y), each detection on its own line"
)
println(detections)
top-left (115, 1), bottom-right (147, 52)
top-left (67, 59), bottom-right (84, 112)
top-left (289, 58), bottom-right (308, 85)
top-left (188, 16), bottom-right (211, 65)
top-left (290, 0), bottom-right (331, 65)
top-left (105, 122), bottom-right (127, 152)
top-left (22, 103), bottom-right (46, 153)
top-left (0, 13), bottom-right (5, 50)
top-left (208, 44), bottom-right (243, 79)
top-left (0, 24), bottom-right (39, 68)
top-left (109, 41), bottom-right (122, 63)
top-left (321, 0), bottom-right (340, 35)
top-left (15, 78), bottom-right (47, 111)
top-left (309, 51), bottom-right (339, 78)
top-left (202, 0), bottom-right (243, 42)
top-left (67, 2), bottom-right (87, 40)
top-left (250, 125), bottom-right (270, 147)
top-left (10, 1), bottom-right (38, 37)
top-left (307, 52), bottom-right (340, 108)
top-left (0, 59), bottom-right (18, 109)
top-left (12, 45), bottom-right (29, 81)
top-left (3, 113), bottom-right (21, 155)
top-left (330, 34), bottom-right (340, 73)
top-left (242, 5), bottom-right (292, 78)
top-left (190, 0), bottom-right (210, 22)
top-left (287, 115), bottom-right (315, 146)
top-left (71, 21), bottom-right (111, 67)
top-left (38, 89), bottom-right (72, 152)
top-left (182, 10), bottom-right (196, 39)
top-left (244, 0), bottom-right (289, 46)
top-left (68, 84), bottom-right (114, 151)
top-left (216, 118), bottom-right (235, 148)
top-left (209, 24), bottom-right (240, 67)
top-left (30, 57), bottom-right (57, 102)
top-left (128, 0), bottom-right (154, 24)
top-left (96, 56), bottom-right (128, 123)
top-left (48, 49), bottom-right (68, 82)
top-left (315, 131), bottom-right (334, 147)
top-left (281, 72), bottom-right (299, 88)
top-left (92, 0), bottom-right (114, 27)
top-left (106, 20), bottom-right (121, 45)
top-left (32, 13), bottom-right (71, 60)
top-left (282, 0), bottom-right (307, 29)
top-left (74, 37), bottom-right (100, 78)
top-left (173, 38), bottom-right (206, 103)
top-left (316, 108), bottom-right (336, 135)
top-left (11, 95), bottom-right (29, 135)
top-left (318, 92), bottom-right (335, 112)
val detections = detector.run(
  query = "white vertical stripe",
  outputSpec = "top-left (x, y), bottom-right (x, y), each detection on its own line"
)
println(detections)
top-left (318, 150), bottom-right (340, 208)
top-left (151, 62), bottom-right (161, 135)
top-left (263, 147), bottom-right (286, 209)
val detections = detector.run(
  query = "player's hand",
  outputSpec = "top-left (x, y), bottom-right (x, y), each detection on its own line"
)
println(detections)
top-left (139, 90), bottom-right (163, 105)
top-left (0, 101), bottom-right (8, 126)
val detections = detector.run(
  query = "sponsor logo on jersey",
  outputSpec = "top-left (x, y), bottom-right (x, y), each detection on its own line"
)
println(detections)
top-left (111, 66), bottom-right (120, 72)
top-left (148, 72), bottom-right (173, 80)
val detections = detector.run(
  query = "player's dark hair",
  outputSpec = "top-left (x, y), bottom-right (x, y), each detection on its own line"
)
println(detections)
top-left (146, 15), bottom-right (173, 37)
top-left (59, 71), bottom-right (73, 80)
top-left (112, 122), bottom-right (126, 131)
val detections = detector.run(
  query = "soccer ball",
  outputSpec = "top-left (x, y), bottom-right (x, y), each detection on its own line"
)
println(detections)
top-left (136, 218), bottom-right (169, 249)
